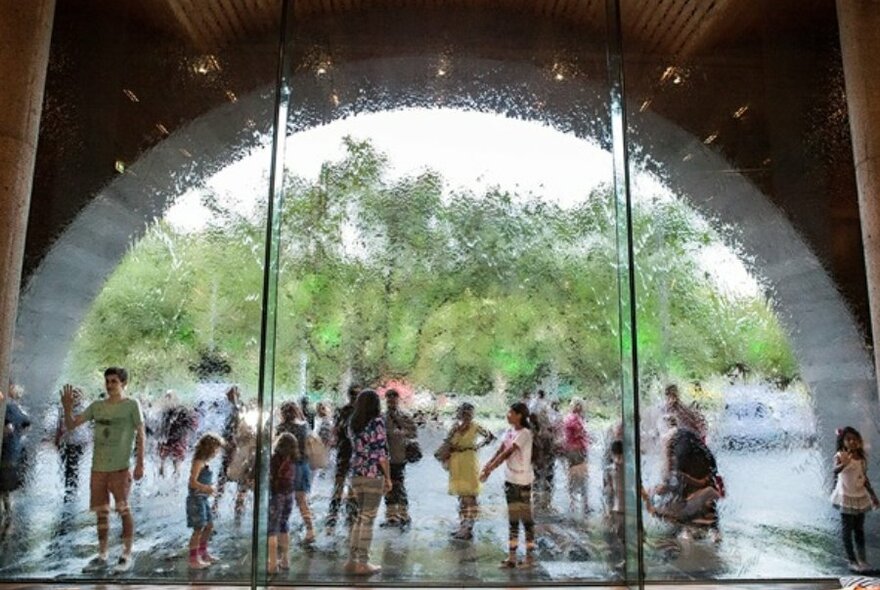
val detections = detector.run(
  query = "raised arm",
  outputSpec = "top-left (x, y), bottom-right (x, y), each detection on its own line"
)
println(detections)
top-left (61, 384), bottom-right (89, 432)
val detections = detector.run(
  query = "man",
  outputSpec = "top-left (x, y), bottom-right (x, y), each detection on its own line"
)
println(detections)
top-left (326, 384), bottom-right (360, 530)
top-left (380, 389), bottom-right (417, 529)
top-left (62, 367), bottom-right (146, 573)
top-left (300, 395), bottom-right (316, 430)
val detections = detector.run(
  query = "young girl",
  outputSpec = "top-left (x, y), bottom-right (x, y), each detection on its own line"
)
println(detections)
top-left (480, 402), bottom-right (537, 569)
top-left (276, 401), bottom-right (316, 544)
top-left (186, 433), bottom-right (225, 569)
top-left (267, 433), bottom-right (299, 573)
top-left (446, 402), bottom-right (495, 540)
top-left (831, 426), bottom-right (879, 572)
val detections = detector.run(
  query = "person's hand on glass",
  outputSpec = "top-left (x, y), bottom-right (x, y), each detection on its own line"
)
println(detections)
top-left (61, 384), bottom-right (76, 411)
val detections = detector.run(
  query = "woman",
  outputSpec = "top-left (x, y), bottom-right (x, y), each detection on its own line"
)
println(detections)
top-left (276, 401), bottom-right (316, 543)
top-left (345, 389), bottom-right (391, 575)
top-left (446, 403), bottom-right (495, 540)
top-left (561, 398), bottom-right (590, 515)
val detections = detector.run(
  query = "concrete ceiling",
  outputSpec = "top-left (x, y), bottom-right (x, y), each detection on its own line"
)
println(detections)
top-left (66, 0), bottom-right (827, 56)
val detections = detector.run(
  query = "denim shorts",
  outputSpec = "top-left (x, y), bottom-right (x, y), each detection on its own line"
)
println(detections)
top-left (186, 494), bottom-right (212, 529)
top-left (294, 461), bottom-right (312, 493)
top-left (267, 492), bottom-right (295, 534)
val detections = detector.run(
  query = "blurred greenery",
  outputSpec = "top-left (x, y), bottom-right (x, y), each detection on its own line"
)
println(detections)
top-left (67, 138), bottom-right (797, 403)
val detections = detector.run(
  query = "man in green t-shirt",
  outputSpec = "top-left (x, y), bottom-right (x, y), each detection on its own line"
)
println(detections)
top-left (62, 367), bottom-right (145, 574)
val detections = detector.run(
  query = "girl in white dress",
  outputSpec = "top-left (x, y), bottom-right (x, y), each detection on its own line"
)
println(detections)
top-left (831, 426), bottom-right (879, 572)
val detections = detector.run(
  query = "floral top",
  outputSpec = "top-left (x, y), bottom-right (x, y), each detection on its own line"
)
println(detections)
top-left (349, 416), bottom-right (388, 479)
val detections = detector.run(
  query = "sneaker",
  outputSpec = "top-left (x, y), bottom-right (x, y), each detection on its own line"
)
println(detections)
top-left (379, 518), bottom-right (400, 528)
top-left (82, 555), bottom-right (108, 573)
top-left (112, 555), bottom-right (133, 574)
top-left (189, 558), bottom-right (210, 570)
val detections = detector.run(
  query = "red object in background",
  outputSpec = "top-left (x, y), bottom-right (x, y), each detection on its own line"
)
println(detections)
top-left (376, 380), bottom-right (415, 405)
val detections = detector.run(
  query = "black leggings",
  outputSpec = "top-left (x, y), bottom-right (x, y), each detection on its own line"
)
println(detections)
top-left (504, 482), bottom-right (535, 553)
top-left (842, 512), bottom-right (866, 563)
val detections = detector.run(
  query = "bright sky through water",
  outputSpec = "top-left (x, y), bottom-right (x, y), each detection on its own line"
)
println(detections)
top-left (165, 108), bottom-right (759, 297)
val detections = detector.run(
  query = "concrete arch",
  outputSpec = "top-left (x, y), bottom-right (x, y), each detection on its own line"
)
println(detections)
top-left (13, 54), bottom-right (876, 455)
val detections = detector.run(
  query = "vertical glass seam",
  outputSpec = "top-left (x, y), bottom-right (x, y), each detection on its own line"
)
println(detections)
top-left (251, 1), bottom-right (292, 588)
top-left (605, 0), bottom-right (645, 587)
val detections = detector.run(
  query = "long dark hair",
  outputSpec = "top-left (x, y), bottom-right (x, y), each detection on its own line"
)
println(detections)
top-left (509, 402), bottom-right (539, 433)
top-left (349, 389), bottom-right (381, 434)
top-left (837, 426), bottom-right (867, 461)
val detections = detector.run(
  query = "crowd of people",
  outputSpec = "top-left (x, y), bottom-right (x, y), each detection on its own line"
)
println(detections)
top-left (0, 371), bottom-right (871, 576)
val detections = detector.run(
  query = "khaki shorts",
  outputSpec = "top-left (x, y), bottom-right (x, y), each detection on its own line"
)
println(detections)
top-left (90, 469), bottom-right (132, 512)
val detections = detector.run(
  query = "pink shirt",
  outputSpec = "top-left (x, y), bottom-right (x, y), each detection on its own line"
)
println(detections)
top-left (562, 413), bottom-right (589, 453)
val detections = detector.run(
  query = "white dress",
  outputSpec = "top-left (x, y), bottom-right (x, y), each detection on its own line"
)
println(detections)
top-left (830, 454), bottom-right (874, 514)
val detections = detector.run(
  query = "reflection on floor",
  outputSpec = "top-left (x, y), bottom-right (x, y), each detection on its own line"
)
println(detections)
top-left (0, 582), bottom-right (847, 590)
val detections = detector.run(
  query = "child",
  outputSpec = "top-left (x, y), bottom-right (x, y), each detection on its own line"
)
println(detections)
top-left (831, 426), bottom-right (880, 572)
top-left (186, 432), bottom-right (225, 569)
top-left (61, 368), bottom-right (145, 574)
top-left (267, 433), bottom-right (299, 573)
top-left (480, 402), bottom-right (537, 569)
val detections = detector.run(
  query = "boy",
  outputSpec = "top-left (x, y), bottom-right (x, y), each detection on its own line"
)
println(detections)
top-left (62, 367), bottom-right (145, 573)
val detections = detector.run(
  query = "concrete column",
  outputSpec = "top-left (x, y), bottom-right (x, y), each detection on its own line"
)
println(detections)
top-left (838, 0), bottom-right (880, 380)
top-left (0, 0), bottom-right (56, 440)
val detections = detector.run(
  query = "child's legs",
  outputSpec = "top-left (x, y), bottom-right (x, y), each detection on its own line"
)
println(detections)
top-left (189, 527), bottom-right (204, 550)
top-left (200, 522), bottom-right (214, 548)
top-left (504, 482), bottom-right (521, 555)
top-left (278, 532), bottom-right (290, 564)
top-left (854, 512), bottom-right (867, 561)
top-left (295, 492), bottom-right (314, 534)
top-left (842, 513), bottom-right (858, 562)
top-left (267, 534), bottom-right (278, 570)
top-left (106, 469), bottom-right (134, 552)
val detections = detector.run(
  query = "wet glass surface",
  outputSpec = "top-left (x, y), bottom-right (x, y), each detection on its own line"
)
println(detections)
top-left (0, 0), bottom-right (873, 587)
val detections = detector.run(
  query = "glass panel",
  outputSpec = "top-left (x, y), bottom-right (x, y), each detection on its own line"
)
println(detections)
top-left (267, 1), bottom-right (629, 586)
top-left (621, 2), bottom-right (870, 581)
top-left (3, 2), bottom-right (281, 584)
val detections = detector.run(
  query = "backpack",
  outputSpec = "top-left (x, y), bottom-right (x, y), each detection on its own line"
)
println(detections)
top-left (305, 432), bottom-right (328, 469)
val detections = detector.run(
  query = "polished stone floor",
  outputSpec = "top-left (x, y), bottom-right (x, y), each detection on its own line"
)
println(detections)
top-left (0, 582), bottom-right (848, 589)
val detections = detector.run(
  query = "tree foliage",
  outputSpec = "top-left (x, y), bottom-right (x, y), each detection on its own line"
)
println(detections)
top-left (67, 138), bottom-right (797, 401)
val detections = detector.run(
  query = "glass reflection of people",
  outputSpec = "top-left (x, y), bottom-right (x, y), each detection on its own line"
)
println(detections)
top-left (447, 402), bottom-right (495, 540)
top-left (531, 390), bottom-right (558, 512)
top-left (345, 389), bottom-right (392, 576)
top-left (267, 432), bottom-right (299, 574)
top-left (831, 426), bottom-right (879, 573)
top-left (61, 367), bottom-right (145, 574)
top-left (480, 402), bottom-right (537, 569)
top-left (663, 384), bottom-right (707, 440)
top-left (300, 396), bottom-right (316, 430)
top-left (562, 397), bottom-right (590, 516)
top-left (326, 384), bottom-right (359, 530)
top-left (602, 439), bottom-right (625, 570)
top-left (53, 386), bottom-right (88, 501)
top-left (642, 415), bottom-right (721, 542)
top-left (157, 390), bottom-right (197, 478)
top-left (381, 389), bottom-right (417, 529)
top-left (1, 384), bottom-right (31, 522)
top-left (215, 385), bottom-right (242, 513)
top-left (276, 401), bottom-right (316, 544)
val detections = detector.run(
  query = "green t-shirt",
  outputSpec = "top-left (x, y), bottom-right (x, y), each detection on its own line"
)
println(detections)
top-left (82, 398), bottom-right (143, 472)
